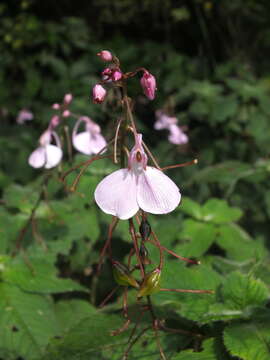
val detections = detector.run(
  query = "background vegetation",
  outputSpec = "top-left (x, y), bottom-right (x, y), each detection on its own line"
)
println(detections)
top-left (1, 0), bottom-right (270, 359)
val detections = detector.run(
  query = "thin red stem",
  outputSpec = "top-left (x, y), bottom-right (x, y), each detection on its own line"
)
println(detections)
top-left (129, 219), bottom-right (145, 278)
top-left (161, 159), bottom-right (198, 171)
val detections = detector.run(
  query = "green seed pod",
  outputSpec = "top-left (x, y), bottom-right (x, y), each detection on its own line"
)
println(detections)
top-left (137, 268), bottom-right (161, 298)
top-left (139, 243), bottom-right (151, 265)
top-left (112, 260), bottom-right (139, 288)
top-left (139, 219), bottom-right (151, 241)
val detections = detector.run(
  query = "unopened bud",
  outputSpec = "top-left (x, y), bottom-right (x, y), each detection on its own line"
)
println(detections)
top-left (52, 103), bottom-right (60, 110)
top-left (49, 115), bottom-right (60, 128)
top-left (62, 110), bottom-right (70, 117)
top-left (112, 260), bottom-right (139, 288)
top-left (112, 69), bottom-right (122, 81)
top-left (139, 243), bottom-right (151, 265)
top-left (140, 70), bottom-right (157, 100)
top-left (64, 93), bottom-right (73, 105)
top-left (139, 219), bottom-right (151, 240)
top-left (92, 84), bottom-right (107, 104)
top-left (97, 50), bottom-right (113, 62)
top-left (137, 268), bottom-right (161, 298)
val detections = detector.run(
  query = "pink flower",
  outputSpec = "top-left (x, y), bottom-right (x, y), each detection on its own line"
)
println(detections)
top-left (94, 134), bottom-right (181, 220)
top-left (93, 84), bottom-right (107, 104)
top-left (168, 124), bottom-right (188, 145)
top-left (140, 70), bottom-right (157, 100)
top-left (28, 129), bottom-right (62, 169)
top-left (154, 110), bottom-right (177, 130)
top-left (63, 93), bottom-right (73, 105)
top-left (16, 109), bottom-right (34, 124)
top-left (49, 115), bottom-right (60, 129)
top-left (52, 103), bottom-right (60, 110)
top-left (97, 50), bottom-right (113, 62)
top-left (72, 116), bottom-right (107, 155)
top-left (62, 110), bottom-right (70, 117)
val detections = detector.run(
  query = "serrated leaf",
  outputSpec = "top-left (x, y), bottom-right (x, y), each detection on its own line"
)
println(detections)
top-left (0, 283), bottom-right (59, 360)
top-left (224, 316), bottom-right (270, 360)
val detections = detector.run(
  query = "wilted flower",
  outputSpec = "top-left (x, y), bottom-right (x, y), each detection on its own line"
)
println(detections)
top-left (97, 50), bottom-right (113, 62)
top-left (72, 116), bottom-right (107, 155)
top-left (28, 129), bottom-right (62, 169)
top-left (93, 84), bottom-right (107, 104)
top-left (94, 133), bottom-right (181, 220)
top-left (140, 70), bottom-right (157, 100)
top-left (16, 109), bottom-right (34, 124)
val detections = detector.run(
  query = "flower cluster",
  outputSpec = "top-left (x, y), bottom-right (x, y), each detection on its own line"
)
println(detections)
top-left (92, 50), bottom-right (157, 104)
top-left (28, 93), bottom-right (107, 169)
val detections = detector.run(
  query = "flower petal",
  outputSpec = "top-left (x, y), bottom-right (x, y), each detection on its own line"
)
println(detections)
top-left (94, 169), bottom-right (139, 220)
top-left (73, 132), bottom-right (93, 155)
top-left (137, 167), bottom-right (181, 214)
top-left (44, 144), bottom-right (63, 169)
top-left (90, 134), bottom-right (107, 154)
top-left (28, 147), bottom-right (46, 168)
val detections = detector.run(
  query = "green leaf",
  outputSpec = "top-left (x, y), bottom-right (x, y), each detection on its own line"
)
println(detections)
top-left (201, 198), bottom-right (242, 224)
top-left (224, 315), bottom-right (270, 360)
top-left (180, 197), bottom-right (203, 220)
top-left (172, 338), bottom-right (217, 359)
top-left (222, 271), bottom-right (269, 311)
top-left (2, 256), bottom-right (87, 294)
top-left (176, 219), bottom-right (216, 257)
top-left (0, 282), bottom-right (59, 360)
top-left (3, 184), bottom-right (39, 214)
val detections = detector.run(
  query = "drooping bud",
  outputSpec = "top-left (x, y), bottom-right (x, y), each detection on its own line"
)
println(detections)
top-left (52, 103), bottom-right (60, 110)
top-left (92, 84), bottom-right (107, 104)
top-left (137, 268), bottom-right (161, 298)
top-left (64, 93), bottom-right (73, 105)
top-left (140, 70), bottom-right (157, 100)
top-left (139, 219), bottom-right (151, 241)
top-left (62, 110), bottom-right (70, 118)
top-left (139, 243), bottom-right (151, 265)
top-left (112, 260), bottom-right (139, 288)
top-left (112, 69), bottom-right (122, 81)
top-left (97, 50), bottom-right (113, 62)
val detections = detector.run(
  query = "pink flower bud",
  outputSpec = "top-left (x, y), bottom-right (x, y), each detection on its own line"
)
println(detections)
top-left (62, 110), bottom-right (70, 117)
top-left (102, 67), bottom-right (113, 81)
top-left (97, 50), bottom-right (113, 62)
top-left (52, 103), bottom-right (60, 110)
top-left (140, 71), bottom-right (157, 100)
top-left (112, 69), bottom-right (122, 81)
top-left (63, 93), bottom-right (73, 105)
top-left (92, 84), bottom-right (106, 104)
top-left (49, 115), bottom-right (60, 128)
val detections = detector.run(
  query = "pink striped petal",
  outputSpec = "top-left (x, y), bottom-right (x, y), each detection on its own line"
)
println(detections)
top-left (44, 144), bottom-right (63, 169)
top-left (137, 167), bottom-right (181, 214)
top-left (28, 147), bottom-right (46, 168)
top-left (73, 132), bottom-right (92, 155)
top-left (94, 169), bottom-right (139, 220)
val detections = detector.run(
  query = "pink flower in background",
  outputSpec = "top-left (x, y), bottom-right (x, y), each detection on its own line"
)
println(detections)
top-left (94, 133), bottom-right (181, 220)
top-left (72, 116), bottom-right (107, 155)
top-left (154, 110), bottom-right (188, 145)
top-left (16, 109), bottom-right (34, 124)
top-left (63, 93), bottom-right (73, 105)
top-left (140, 70), bottom-right (157, 100)
top-left (49, 115), bottom-right (61, 129)
top-left (97, 50), bottom-right (113, 62)
top-left (154, 110), bottom-right (177, 130)
top-left (93, 84), bottom-right (107, 104)
top-left (28, 129), bottom-right (62, 169)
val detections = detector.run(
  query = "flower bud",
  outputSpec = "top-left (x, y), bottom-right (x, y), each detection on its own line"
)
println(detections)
top-left (97, 50), bottom-right (113, 62)
top-left (112, 260), bottom-right (139, 288)
top-left (139, 219), bottom-right (151, 241)
top-left (137, 268), bottom-right (161, 298)
top-left (112, 69), bottom-right (122, 81)
top-left (64, 93), bottom-right (73, 105)
top-left (140, 70), bottom-right (157, 100)
top-left (49, 115), bottom-right (60, 128)
top-left (52, 103), bottom-right (60, 110)
top-left (139, 243), bottom-right (151, 265)
top-left (62, 110), bottom-right (70, 117)
top-left (92, 84), bottom-right (107, 104)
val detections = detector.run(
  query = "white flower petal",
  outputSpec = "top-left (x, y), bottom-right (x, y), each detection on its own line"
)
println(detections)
top-left (28, 147), bottom-right (46, 168)
top-left (73, 132), bottom-right (93, 155)
top-left (44, 144), bottom-right (62, 169)
top-left (94, 169), bottom-right (139, 220)
top-left (137, 167), bottom-right (181, 214)
top-left (90, 134), bottom-right (107, 154)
